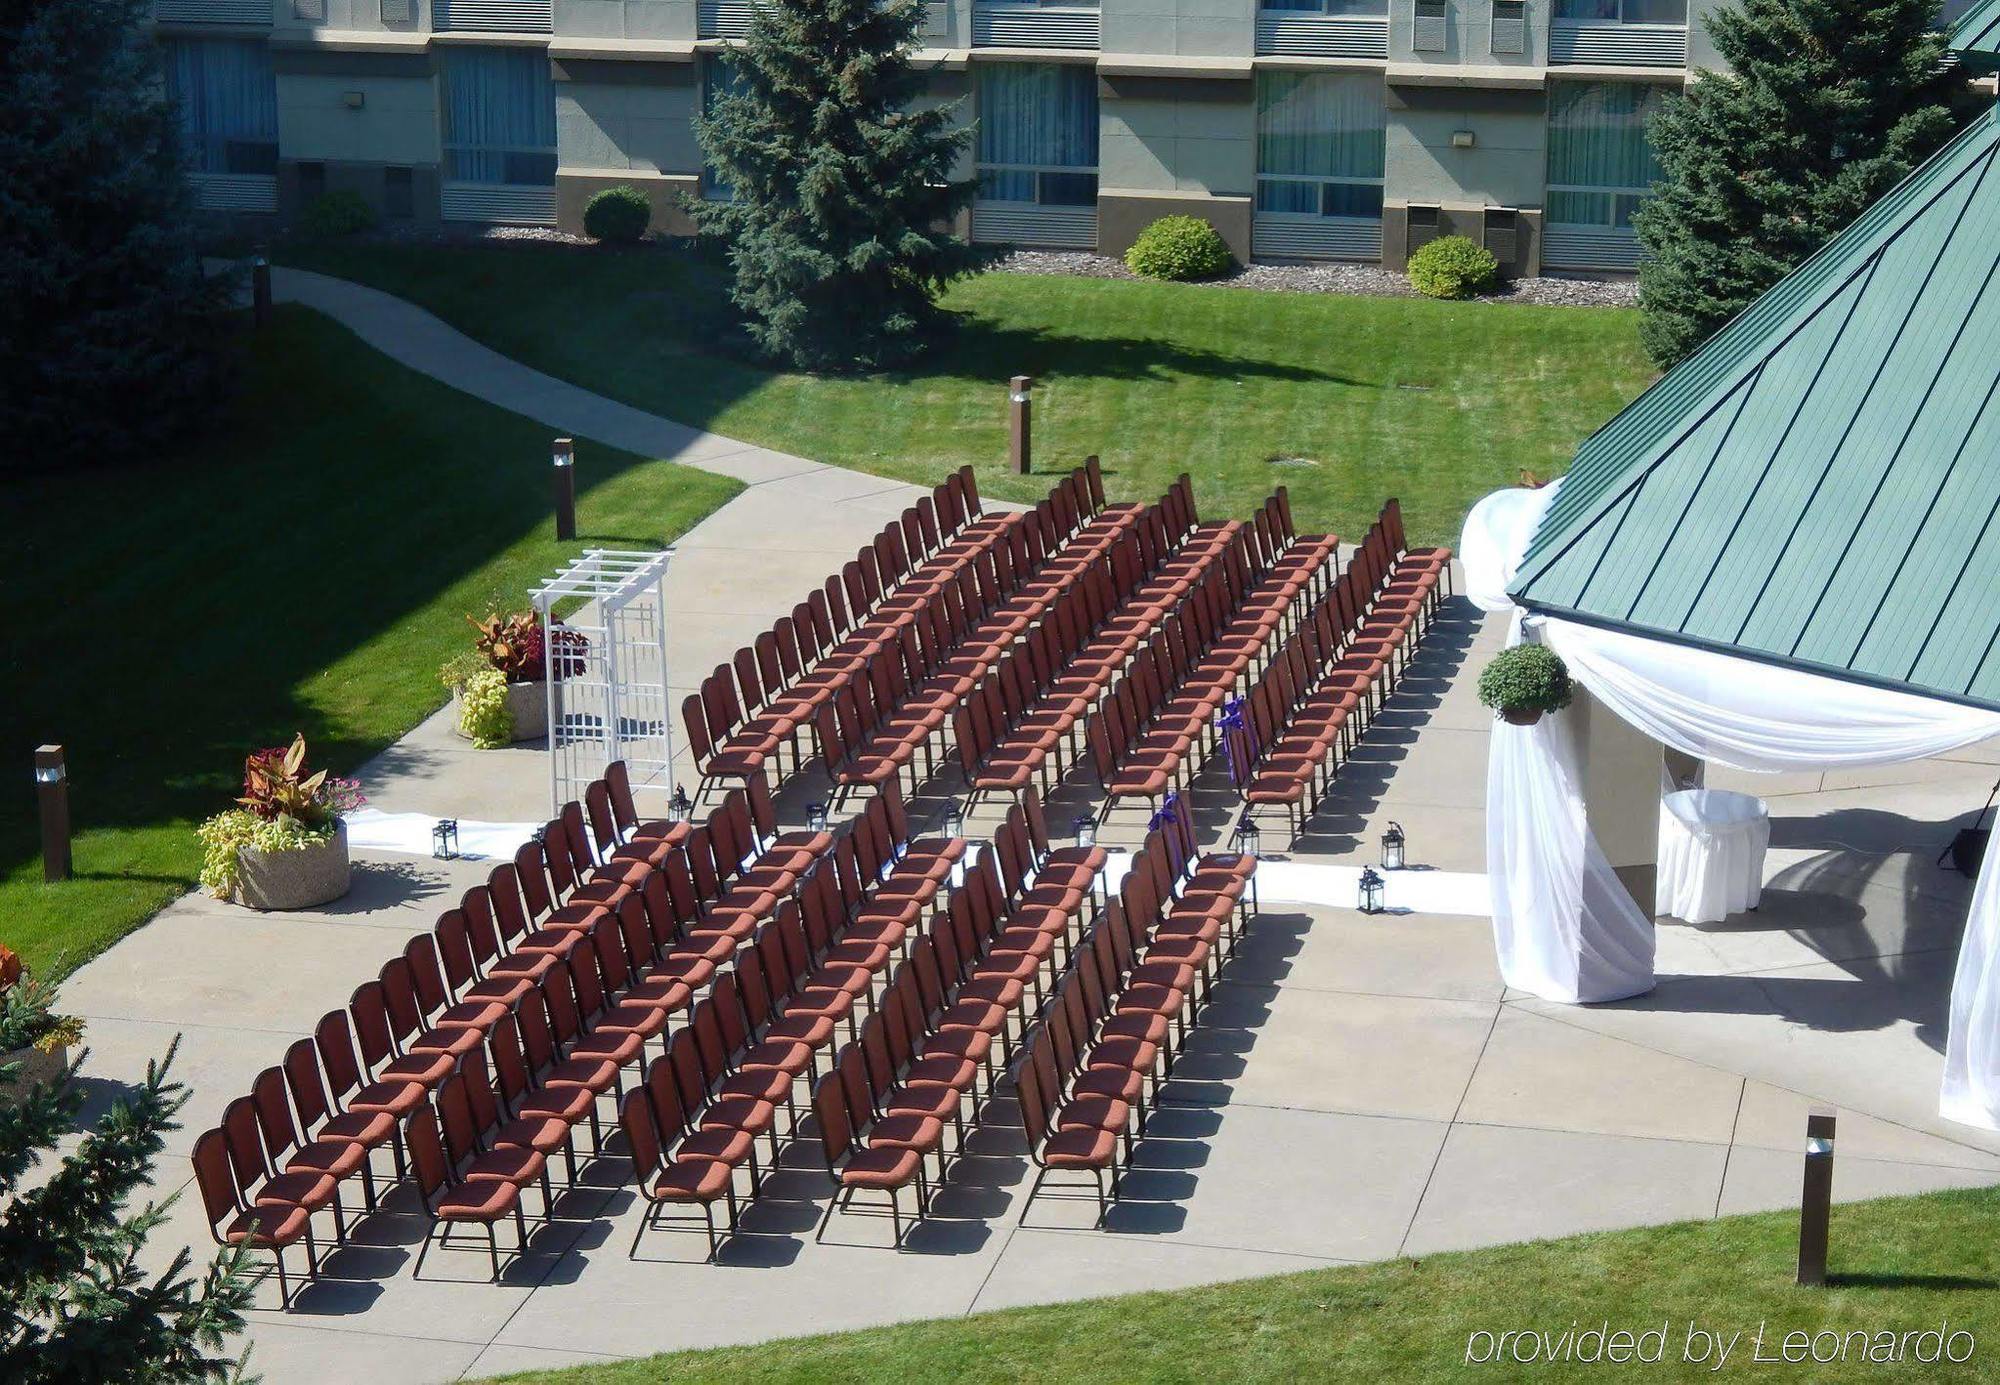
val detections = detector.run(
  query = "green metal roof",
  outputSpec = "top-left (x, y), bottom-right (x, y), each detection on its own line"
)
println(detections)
top-left (1955, 0), bottom-right (2000, 65)
top-left (1510, 102), bottom-right (2000, 710)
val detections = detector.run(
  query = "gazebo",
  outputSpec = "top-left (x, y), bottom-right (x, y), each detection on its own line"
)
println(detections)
top-left (1467, 3), bottom-right (2000, 1131)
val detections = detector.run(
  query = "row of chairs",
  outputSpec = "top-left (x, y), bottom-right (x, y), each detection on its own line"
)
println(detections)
top-left (1241, 502), bottom-right (1453, 837)
top-left (1017, 803), bottom-right (1258, 1226)
top-left (952, 482), bottom-right (1246, 808)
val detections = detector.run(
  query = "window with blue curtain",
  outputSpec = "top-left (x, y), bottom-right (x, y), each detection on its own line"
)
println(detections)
top-left (439, 47), bottom-right (557, 186)
top-left (1553, 0), bottom-right (1686, 22)
top-left (1254, 71), bottom-right (1386, 219)
top-left (975, 64), bottom-right (1098, 206)
top-left (1546, 81), bottom-right (1665, 230)
top-left (1259, 0), bottom-right (1389, 14)
top-left (162, 38), bottom-right (278, 176)
top-left (699, 55), bottom-right (745, 201)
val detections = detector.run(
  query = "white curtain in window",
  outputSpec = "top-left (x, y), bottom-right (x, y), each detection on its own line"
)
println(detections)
top-left (163, 39), bottom-right (276, 174)
top-left (1547, 81), bottom-right (1664, 191)
top-left (1255, 72), bottom-right (1386, 182)
top-left (976, 64), bottom-right (1098, 171)
top-left (440, 48), bottom-right (557, 185)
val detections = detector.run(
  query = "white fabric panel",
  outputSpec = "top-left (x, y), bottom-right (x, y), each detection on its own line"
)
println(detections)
top-left (345, 809), bottom-right (538, 862)
top-left (1461, 482), bottom-right (1562, 613)
top-left (1656, 790), bottom-right (1769, 924)
top-left (1098, 853), bottom-right (1492, 917)
top-left (1943, 844), bottom-right (2000, 1130)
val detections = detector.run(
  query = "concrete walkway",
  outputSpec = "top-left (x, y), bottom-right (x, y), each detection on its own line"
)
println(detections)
top-left (58, 281), bottom-right (2000, 1381)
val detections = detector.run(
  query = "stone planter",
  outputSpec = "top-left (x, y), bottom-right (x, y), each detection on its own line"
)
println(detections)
top-left (1501, 707), bottom-right (1544, 726)
top-left (0, 1043), bottom-right (70, 1106)
top-left (451, 677), bottom-right (548, 745)
top-left (233, 821), bottom-right (351, 911)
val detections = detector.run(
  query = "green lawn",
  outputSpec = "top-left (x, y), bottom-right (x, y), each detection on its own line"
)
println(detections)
top-left (0, 306), bottom-right (740, 980)
top-left (483, 1185), bottom-right (2000, 1383)
top-left (278, 241), bottom-right (1656, 547)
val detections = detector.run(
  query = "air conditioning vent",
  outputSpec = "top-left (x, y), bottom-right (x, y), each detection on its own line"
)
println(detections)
top-left (381, 0), bottom-right (413, 22)
top-left (1490, 0), bottom-right (1525, 53)
top-left (1484, 207), bottom-right (1520, 268)
top-left (1406, 204), bottom-right (1441, 257)
top-left (1413, 0), bottom-right (1448, 52)
top-left (293, 0), bottom-right (325, 19)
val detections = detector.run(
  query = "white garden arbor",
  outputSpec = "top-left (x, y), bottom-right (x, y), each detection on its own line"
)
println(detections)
top-left (532, 548), bottom-right (675, 818)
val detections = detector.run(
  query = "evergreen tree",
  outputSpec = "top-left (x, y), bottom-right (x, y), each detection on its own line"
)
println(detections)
top-left (1634, 0), bottom-right (1971, 368)
top-left (692, 0), bottom-right (991, 370)
top-left (0, 0), bottom-right (230, 473)
top-left (0, 1040), bottom-right (253, 1383)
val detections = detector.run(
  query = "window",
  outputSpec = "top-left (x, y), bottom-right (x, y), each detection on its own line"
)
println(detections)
top-left (1254, 72), bottom-right (1386, 220)
top-left (1554, 0), bottom-right (1686, 22)
top-left (1259, 0), bottom-right (1388, 14)
top-left (439, 48), bottom-right (556, 187)
top-left (162, 39), bottom-right (277, 176)
top-left (1546, 81), bottom-right (1664, 230)
top-left (1491, 0), bottom-right (1527, 52)
top-left (975, 64), bottom-right (1098, 206)
top-left (1412, 0), bottom-right (1449, 48)
top-left (700, 55), bottom-right (745, 201)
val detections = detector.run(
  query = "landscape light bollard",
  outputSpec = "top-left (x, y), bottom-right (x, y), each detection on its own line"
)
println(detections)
top-left (1008, 376), bottom-right (1033, 476)
top-left (1797, 1107), bottom-right (1836, 1286)
top-left (251, 256), bottom-right (272, 328)
top-left (34, 745), bottom-right (71, 884)
top-left (552, 438), bottom-right (577, 542)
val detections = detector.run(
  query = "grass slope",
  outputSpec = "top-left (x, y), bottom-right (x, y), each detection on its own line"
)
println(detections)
top-left (279, 242), bottom-right (1655, 548)
top-left (482, 1184), bottom-right (2000, 1383)
top-left (0, 307), bottom-right (740, 978)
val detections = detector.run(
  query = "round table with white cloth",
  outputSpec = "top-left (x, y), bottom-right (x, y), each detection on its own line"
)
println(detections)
top-left (1656, 789), bottom-right (1770, 924)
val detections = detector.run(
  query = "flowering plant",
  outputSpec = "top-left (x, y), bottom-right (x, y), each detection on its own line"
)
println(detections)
top-left (467, 611), bottom-right (547, 683)
top-left (199, 734), bottom-right (363, 896)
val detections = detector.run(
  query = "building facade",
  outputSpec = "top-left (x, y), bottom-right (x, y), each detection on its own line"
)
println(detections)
top-left (151, 0), bottom-right (1975, 275)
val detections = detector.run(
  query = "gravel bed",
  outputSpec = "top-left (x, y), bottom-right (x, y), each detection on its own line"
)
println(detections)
top-left (992, 248), bottom-right (1639, 308)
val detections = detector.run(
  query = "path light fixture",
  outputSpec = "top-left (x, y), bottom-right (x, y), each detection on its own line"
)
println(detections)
top-left (1074, 815), bottom-right (1097, 850)
top-left (1230, 812), bottom-right (1262, 861)
top-left (1358, 866), bottom-right (1386, 915)
top-left (251, 255), bottom-right (272, 328)
top-left (1382, 820), bottom-right (1406, 870)
top-left (552, 437), bottom-right (577, 541)
top-left (34, 745), bottom-right (71, 883)
top-left (807, 801), bottom-right (829, 834)
top-left (669, 784), bottom-right (693, 823)
top-left (431, 818), bottom-right (460, 860)
top-left (1798, 1107), bottom-right (1836, 1286)
top-left (1008, 376), bottom-right (1033, 475)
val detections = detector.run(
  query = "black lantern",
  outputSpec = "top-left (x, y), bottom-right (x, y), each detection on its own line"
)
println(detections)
top-left (1074, 815), bottom-right (1097, 850)
top-left (669, 784), bottom-right (693, 823)
top-left (1358, 866), bottom-right (1386, 915)
top-left (1382, 820), bottom-right (1406, 871)
top-left (807, 801), bottom-right (829, 834)
top-left (1230, 812), bottom-right (1262, 861)
top-left (942, 796), bottom-right (966, 841)
top-left (432, 818), bottom-right (460, 860)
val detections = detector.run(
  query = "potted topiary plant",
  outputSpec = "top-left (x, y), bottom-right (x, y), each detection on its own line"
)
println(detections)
top-left (441, 611), bottom-right (566, 747)
top-left (1477, 644), bottom-right (1574, 726)
top-left (0, 957), bottom-right (86, 1105)
top-left (197, 734), bottom-right (363, 910)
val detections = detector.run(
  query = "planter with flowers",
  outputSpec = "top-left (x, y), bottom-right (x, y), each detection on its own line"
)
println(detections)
top-left (0, 947), bottom-right (86, 1105)
top-left (1477, 643), bottom-right (1575, 726)
top-left (197, 734), bottom-right (364, 911)
top-left (440, 611), bottom-right (582, 748)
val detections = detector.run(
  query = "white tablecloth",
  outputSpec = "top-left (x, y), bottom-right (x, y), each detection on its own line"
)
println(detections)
top-left (1656, 789), bottom-right (1769, 924)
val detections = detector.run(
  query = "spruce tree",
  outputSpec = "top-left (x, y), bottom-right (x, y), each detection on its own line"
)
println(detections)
top-left (0, 1041), bottom-right (253, 1382)
top-left (0, 0), bottom-right (229, 473)
top-left (1634, 0), bottom-right (1971, 368)
top-left (692, 0), bottom-right (991, 370)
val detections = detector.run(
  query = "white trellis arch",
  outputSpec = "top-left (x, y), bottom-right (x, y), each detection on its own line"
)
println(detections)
top-left (532, 548), bottom-right (675, 817)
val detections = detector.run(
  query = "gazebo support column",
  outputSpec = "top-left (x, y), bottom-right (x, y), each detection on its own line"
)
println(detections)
top-left (1573, 686), bottom-right (1660, 916)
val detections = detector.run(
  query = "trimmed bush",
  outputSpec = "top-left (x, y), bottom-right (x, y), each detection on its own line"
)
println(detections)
top-left (584, 184), bottom-right (654, 244)
top-left (1407, 235), bottom-right (1499, 300)
top-left (1476, 643), bottom-right (1574, 722)
top-left (300, 189), bottom-right (378, 238)
top-left (1124, 215), bottom-right (1233, 281)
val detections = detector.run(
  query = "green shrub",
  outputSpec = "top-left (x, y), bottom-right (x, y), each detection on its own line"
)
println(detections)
top-left (1408, 235), bottom-right (1499, 300)
top-left (1476, 644), bottom-right (1574, 720)
top-left (300, 188), bottom-right (378, 238)
top-left (1124, 215), bottom-right (1233, 281)
top-left (455, 666), bottom-right (514, 748)
top-left (584, 185), bottom-right (653, 244)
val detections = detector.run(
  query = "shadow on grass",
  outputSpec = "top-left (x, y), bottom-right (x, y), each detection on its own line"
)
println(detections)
top-left (1825, 1271), bottom-right (2000, 1291)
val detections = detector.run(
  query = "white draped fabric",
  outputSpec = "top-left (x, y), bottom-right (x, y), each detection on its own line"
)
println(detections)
top-left (1656, 790), bottom-right (1769, 924)
top-left (1463, 484), bottom-right (2000, 1129)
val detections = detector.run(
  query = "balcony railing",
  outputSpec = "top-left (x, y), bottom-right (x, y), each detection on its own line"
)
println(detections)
top-left (971, 4), bottom-right (1100, 49)
top-left (434, 0), bottom-right (553, 32)
top-left (1253, 12), bottom-right (1389, 57)
top-left (155, 0), bottom-right (272, 22)
top-left (1548, 19), bottom-right (1687, 66)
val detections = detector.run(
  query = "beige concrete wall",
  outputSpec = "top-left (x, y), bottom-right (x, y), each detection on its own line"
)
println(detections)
top-left (556, 169), bottom-right (699, 234)
top-left (1573, 686), bottom-right (1662, 915)
top-left (1687, 0), bottom-right (1727, 71)
top-left (273, 0), bottom-right (423, 38)
top-left (553, 0), bottom-right (696, 40)
top-left (275, 69), bottom-right (442, 165)
top-left (1099, 189), bottom-right (1252, 260)
top-left (1384, 81), bottom-right (1545, 209)
top-left (1390, 0), bottom-right (1548, 69)
top-left (1097, 75), bottom-right (1255, 197)
top-left (553, 57), bottom-right (700, 174)
top-left (1101, 0), bottom-right (1257, 58)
